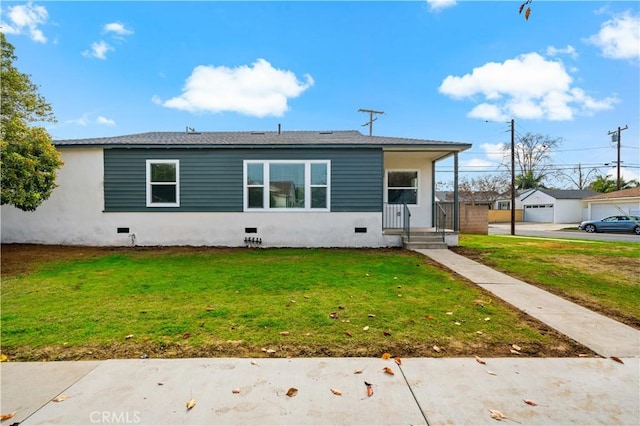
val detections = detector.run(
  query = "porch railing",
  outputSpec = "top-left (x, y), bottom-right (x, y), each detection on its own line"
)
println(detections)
top-left (383, 202), bottom-right (411, 242)
top-left (435, 201), bottom-right (447, 242)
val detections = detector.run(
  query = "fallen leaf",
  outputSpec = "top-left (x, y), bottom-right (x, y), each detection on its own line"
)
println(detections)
top-left (205, 306), bottom-right (215, 311)
top-left (362, 326), bottom-right (369, 331)
top-left (344, 331), bottom-right (353, 337)
top-left (368, 314), bottom-right (376, 318)
top-left (383, 367), bottom-right (395, 375)
top-left (0, 354), bottom-right (7, 362)
top-left (578, 353), bottom-right (589, 357)
top-left (484, 317), bottom-right (491, 321)
top-left (286, 387), bottom-right (298, 397)
top-left (524, 399), bottom-right (537, 406)
top-left (52, 395), bottom-right (69, 402)
top-left (510, 349), bottom-right (521, 355)
top-left (489, 409), bottom-right (508, 421)
top-left (476, 331), bottom-right (483, 335)
top-left (329, 312), bottom-right (338, 319)
top-left (140, 353), bottom-right (148, 359)
top-left (365, 273), bottom-right (370, 277)
top-left (354, 368), bottom-right (364, 374)
top-left (142, 337), bottom-right (150, 342)
top-left (512, 344), bottom-right (522, 351)
top-left (232, 388), bottom-right (240, 394)
top-left (433, 345), bottom-right (441, 353)
top-left (157, 382), bottom-right (164, 386)
top-left (454, 321), bottom-right (461, 326)
top-left (381, 353), bottom-right (391, 360)
top-left (1, 412), bottom-right (16, 421)
top-left (425, 315), bottom-right (434, 320)
top-left (186, 398), bottom-right (196, 410)
top-left (280, 331), bottom-right (290, 336)
top-left (446, 312), bottom-right (453, 315)
top-left (475, 356), bottom-right (486, 365)
top-left (487, 370), bottom-right (497, 376)
top-left (125, 334), bottom-right (134, 339)
top-left (397, 294), bottom-right (402, 298)
top-left (611, 356), bottom-right (624, 364)
top-left (330, 388), bottom-right (343, 396)
top-left (394, 356), bottom-right (402, 366)
top-left (251, 360), bottom-right (259, 365)
top-left (365, 381), bottom-right (374, 397)
top-left (182, 333), bottom-right (190, 339)
top-left (266, 348), bottom-right (276, 354)
top-left (383, 331), bottom-right (391, 336)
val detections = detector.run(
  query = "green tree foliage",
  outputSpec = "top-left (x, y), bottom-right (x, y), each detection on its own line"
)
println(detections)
top-left (515, 170), bottom-right (546, 190)
top-left (1, 32), bottom-right (62, 211)
top-left (589, 175), bottom-right (640, 193)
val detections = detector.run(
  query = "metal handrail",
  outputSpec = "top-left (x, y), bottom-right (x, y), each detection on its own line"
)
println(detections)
top-left (435, 202), bottom-right (447, 242)
top-left (403, 203), bottom-right (411, 242)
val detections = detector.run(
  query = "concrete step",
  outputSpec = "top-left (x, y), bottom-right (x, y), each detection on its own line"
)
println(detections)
top-left (403, 241), bottom-right (448, 250)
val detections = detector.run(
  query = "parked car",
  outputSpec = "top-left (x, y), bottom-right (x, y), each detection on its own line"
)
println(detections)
top-left (578, 215), bottom-right (640, 235)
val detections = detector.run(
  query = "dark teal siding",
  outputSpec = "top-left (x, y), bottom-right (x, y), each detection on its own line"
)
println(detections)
top-left (103, 148), bottom-right (382, 212)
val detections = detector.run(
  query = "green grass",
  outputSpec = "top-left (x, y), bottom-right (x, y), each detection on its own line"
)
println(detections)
top-left (457, 235), bottom-right (640, 324)
top-left (1, 248), bottom-right (565, 358)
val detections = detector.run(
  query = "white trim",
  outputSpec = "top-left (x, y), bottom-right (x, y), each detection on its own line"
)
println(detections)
top-left (385, 169), bottom-right (420, 206)
top-left (243, 160), bottom-right (331, 212)
top-left (146, 159), bottom-right (180, 207)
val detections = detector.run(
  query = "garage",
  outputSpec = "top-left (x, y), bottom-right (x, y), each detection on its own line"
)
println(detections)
top-left (524, 204), bottom-right (554, 222)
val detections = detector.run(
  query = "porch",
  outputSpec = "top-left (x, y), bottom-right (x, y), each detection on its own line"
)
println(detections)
top-left (382, 202), bottom-right (457, 249)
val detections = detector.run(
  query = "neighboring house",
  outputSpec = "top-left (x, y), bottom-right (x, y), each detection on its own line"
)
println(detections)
top-left (520, 189), bottom-right (598, 223)
top-left (1, 130), bottom-right (471, 247)
top-left (436, 191), bottom-right (499, 208)
top-left (493, 189), bottom-right (535, 211)
top-left (582, 187), bottom-right (640, 220)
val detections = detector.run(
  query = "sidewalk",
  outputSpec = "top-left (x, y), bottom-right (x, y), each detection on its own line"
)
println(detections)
top-left (2, 250), bottom-right (639, 425)
top-left (2, 357), bottom-right (638, 425)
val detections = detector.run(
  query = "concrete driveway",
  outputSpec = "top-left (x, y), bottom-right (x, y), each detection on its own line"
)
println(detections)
top-left (489, 223), bottom-right (640, 243)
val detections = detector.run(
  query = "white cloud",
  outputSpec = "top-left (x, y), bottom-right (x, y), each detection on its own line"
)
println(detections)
top-left (97, 116), bottom-right (116, 126)
top-left (0, 1), bottom-right (49, 43)
top-left (82, 40), bottom-right (114, 60)
top-left (480, 143), bottom-right (506, 162)
top-left (426, 0), bottom-right (456, 12)
top-left (546, 45), bottom-right (578, 59)
top-left (155, 59), bottom-right (314, 117)
top-left (586, 11), bottom-right (640, 60)
top-left (439, 52), bottom-right (618, 121)
top-left (103, 22), bottom-right (134, 36)
top-left (462, 158), bottom-right (493, 169)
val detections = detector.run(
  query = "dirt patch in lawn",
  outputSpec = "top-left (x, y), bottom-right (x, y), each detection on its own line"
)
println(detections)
top-left (1, 244), bottom-right (597, 361)
top-left (451, 246), bottom-right (640, 329)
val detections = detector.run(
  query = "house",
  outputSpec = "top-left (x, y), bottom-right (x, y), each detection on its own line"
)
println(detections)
top-left (582, 187), bottom-right (640, 220)
top-left (520, 189), bottom-right (598, 223)
top-left (1, 130), bottom-right (471, 247)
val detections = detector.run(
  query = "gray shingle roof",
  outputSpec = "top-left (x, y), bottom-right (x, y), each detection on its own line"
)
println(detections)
top-left (533, 189), bottom-right (599, 200)
top-left (54, 130), bottom-right (471, 150)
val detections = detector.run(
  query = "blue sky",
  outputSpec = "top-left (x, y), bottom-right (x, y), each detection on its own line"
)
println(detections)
top-left (2, 0), bottom-right (639, 186)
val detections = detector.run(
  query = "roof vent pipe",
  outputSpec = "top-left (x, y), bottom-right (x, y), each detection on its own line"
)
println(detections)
top-left (278, 123), bottom-right (281, 135)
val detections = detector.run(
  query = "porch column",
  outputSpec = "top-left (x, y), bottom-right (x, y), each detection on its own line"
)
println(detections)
top-left (431, 160), bottom-right (436, 227)
top-left (453, 152), bottom-right (459, 232)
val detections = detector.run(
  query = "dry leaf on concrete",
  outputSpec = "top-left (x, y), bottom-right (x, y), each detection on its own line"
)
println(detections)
top-left (382, 367), bottom-right (395, 375)
top-left (52, 395), bottom-right (69, 402)
top-left (475, 356), bottom-right (486, 365)
top-left (286, 387), bottom-right (298, 397)
top-left (330, 388), bottom-right (343, 396)
top-left (186, 398), bottom-right (196, 410)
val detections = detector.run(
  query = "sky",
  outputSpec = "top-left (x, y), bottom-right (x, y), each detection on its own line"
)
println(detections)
top-left (2, 0), bottom-right (639, 187)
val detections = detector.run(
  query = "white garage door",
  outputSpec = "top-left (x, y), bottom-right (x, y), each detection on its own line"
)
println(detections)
top-left (524, 204), bottom-right (554, 222)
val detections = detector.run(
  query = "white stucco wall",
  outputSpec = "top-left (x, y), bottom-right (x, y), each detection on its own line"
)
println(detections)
top-left (383, 152), bottom-right (434, 228)
top-left (1, 148), bottom-right (400, 248)
top-left (554, 199), bottom-right (587, 223)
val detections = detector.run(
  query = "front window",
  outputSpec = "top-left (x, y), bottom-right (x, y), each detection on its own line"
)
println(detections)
top-left (387, 171), bottom-right (418, 205)
top-left (244, 160), bottom-right (330, 211)
top-left (146, 160), bottom-right (179, 207)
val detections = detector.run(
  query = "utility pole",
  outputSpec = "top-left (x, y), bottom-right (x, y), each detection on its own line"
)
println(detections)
top-left (358, 109), bottom-right (384, 136)
top-left (607, 125), bottom-right (628, 190)
top-left (510, 119), bottom-right (515, 236)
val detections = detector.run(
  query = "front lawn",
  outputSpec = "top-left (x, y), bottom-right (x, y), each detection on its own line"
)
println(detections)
top-left (454, 235), bottom-right (640, 327)
top-left (0, 246), bottom-right (586, 360)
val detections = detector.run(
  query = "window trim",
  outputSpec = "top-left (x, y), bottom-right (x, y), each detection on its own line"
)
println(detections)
top-left (385, 169), bottom-right (419, 206)
top-left (243, 160), bottom-right (331, 212)
top-left (146, 159), bottom-right (180, 207)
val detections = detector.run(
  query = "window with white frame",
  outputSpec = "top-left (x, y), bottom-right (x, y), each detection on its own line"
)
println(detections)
top-left (244, 160), bottom-right (330, 211)
top-left (146, 160), bottom-right (179, 207)
top-left (387, 170), bottom-right (418, 205)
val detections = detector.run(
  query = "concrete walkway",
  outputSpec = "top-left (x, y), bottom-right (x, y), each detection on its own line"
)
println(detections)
top-left (416, 249), bottom-right (640, 358)
top-left (2, 357), bottom-right (638, 425)
top-left (2, 249), bottom-right (639, 425)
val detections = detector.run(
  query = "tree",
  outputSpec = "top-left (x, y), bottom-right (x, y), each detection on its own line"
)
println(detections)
top-left (1, 32), bottom-right (62, 211)
top-left (589, 175), bottom-right (640, 193)
top-left (558, 163), bottom-right (601, 190)
top-left (502, 132), bottom-right (562, 190)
